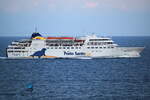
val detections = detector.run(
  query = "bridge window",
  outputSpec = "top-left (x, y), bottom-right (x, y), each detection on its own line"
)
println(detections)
top-left (89, 39), bottom-right (110, 41)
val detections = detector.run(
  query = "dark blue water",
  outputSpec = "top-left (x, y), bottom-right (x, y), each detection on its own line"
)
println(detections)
top-left (0, 36), bottom-right (150, 100)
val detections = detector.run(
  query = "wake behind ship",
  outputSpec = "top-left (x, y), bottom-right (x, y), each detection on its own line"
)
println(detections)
top-left (6, 32), bottom-right (144, 58)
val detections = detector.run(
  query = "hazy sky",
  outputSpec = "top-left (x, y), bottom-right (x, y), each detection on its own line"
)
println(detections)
top-left (0, 0), bottom-right (150, 36)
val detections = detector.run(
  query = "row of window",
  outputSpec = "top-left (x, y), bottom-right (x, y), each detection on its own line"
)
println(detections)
top-left (10, 44), bottom-right (31, 47)
top-left (7, 51), bottom-right (28, 52)
top-left (87, 46), bottom-right (114, 49)
top-left (46, 44), bottom-right (83, 46)
top-left (47, 46), bottom-right (114, 49)
top-left (8, 47), bottom-right (25, 49)
top-left (19, 41), bottom-right (32, 43)
top-left (47, 46), bottom-right (82, 49)
top-left (87, 42), bottom-right (113, 45)
top-left (89, 39), bottom-right (110, 41)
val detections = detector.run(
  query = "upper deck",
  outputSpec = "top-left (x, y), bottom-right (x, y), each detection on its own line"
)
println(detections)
top-left (7, 33), bottom-right (118, 52)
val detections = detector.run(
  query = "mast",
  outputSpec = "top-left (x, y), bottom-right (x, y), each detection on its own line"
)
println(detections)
top-left (35, 27), bottom-right (38, 33)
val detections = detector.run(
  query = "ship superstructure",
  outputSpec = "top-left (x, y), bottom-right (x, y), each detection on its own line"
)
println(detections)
top-left (6, 32), bottom-right (144, 58)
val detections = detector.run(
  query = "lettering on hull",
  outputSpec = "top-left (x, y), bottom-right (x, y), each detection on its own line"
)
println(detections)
top-left (64, 51), bottom-right (85, 56)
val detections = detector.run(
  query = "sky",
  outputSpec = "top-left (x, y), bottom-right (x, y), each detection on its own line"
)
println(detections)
top-left (0, 0), bottom-right (150, 36)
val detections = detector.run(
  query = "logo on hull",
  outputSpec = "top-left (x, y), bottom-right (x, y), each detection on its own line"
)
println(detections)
top-left (30, 48), bottom-right (46, 58)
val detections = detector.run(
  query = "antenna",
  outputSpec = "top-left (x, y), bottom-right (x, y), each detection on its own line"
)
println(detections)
top-left (35, 27), bottom-right (37, 33)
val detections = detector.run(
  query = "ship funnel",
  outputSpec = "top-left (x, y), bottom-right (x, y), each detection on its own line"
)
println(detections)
top-left (31, 32), bottom-right (42, 39)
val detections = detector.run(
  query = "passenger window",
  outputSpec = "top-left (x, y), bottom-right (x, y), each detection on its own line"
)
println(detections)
top-left (95, 43), bottom-right (97, 45)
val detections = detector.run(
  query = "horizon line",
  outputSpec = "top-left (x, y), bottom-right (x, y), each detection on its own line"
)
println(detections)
top-left (0, 34), bottom-right (150, 37)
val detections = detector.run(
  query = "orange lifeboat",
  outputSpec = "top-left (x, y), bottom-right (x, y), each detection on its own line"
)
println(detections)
top-left (47, 37), bottom-right (75, 40)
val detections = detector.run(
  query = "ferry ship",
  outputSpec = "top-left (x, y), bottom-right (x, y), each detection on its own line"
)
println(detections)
top-left (6, 32), bottom-right (144, 58)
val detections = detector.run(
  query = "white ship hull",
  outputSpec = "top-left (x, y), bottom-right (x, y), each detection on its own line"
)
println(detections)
top-left (7, 47), bottom-right (144, 58)
top-left (45, 47), bottom-right (144, 58)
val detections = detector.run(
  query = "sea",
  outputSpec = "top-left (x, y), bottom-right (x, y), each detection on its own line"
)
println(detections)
top-left (0, 36), bottom-right (150, 100)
